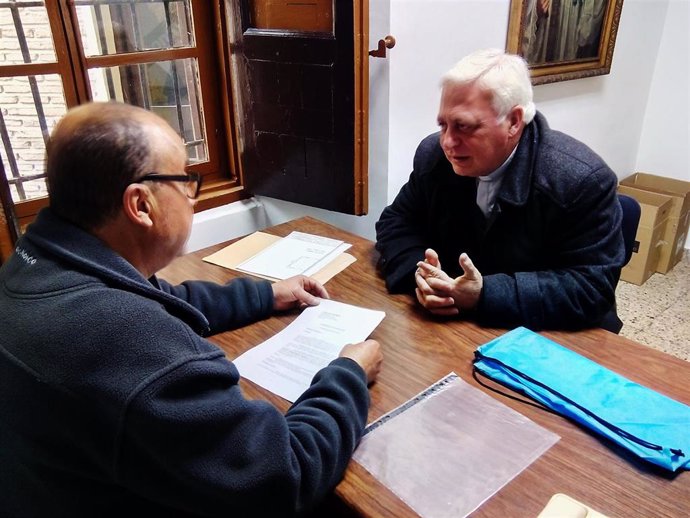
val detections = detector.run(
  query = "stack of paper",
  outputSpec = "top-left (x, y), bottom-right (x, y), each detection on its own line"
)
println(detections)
top-left (236, 231), bottom-right (351, 279)
top-left (203, 231), bottom-right (356, 283)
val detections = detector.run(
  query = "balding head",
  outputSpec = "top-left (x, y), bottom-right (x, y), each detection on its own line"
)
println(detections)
top-left (47, 102), bottom-right (177, 230)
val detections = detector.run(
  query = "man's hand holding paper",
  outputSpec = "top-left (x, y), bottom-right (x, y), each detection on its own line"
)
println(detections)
top-left (233, 299), bottom-right (385, 402)
top-left (272, 275), bottom-right (330, 311)
top-left (339, 339), bottom-right (383, 385)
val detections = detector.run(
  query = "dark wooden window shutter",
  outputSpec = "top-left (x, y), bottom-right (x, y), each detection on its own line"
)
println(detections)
top-left (227, 1), bottom-right (368, 215)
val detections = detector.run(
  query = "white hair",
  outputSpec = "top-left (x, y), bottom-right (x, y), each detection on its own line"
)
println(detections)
top-left (441, 48), bottom-right (536, 124)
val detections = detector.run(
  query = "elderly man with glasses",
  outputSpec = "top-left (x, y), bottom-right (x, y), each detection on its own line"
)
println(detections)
top-left (0, 102), bottom-right (382, 516)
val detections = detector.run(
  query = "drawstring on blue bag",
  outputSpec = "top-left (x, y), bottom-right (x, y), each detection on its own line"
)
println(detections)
top-left (473, 327), bottom-right (690, 472)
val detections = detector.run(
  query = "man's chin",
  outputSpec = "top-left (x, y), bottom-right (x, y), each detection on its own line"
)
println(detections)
top-left (447, 158), bottom-right (475, 177)
top-left (451, 166), bottom-right (481, 177)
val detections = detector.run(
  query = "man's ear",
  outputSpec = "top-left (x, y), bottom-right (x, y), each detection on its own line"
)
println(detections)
top-left (507, 106), bottom-right (524, 137)
top-left (122, 184), bottom-right (154, 228)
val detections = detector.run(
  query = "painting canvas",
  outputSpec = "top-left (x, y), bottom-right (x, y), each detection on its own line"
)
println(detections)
top-left (506, 0), bottom-right (624, 85)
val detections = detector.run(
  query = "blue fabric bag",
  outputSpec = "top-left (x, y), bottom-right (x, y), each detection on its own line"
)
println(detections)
top-left (473, 327), bottom-right (690, 472)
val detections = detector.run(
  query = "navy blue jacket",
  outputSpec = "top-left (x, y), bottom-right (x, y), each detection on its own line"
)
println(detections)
top-left (376, 112), bottom-right (625, 331)
top-left (0, 209), bottom-right (369, 517)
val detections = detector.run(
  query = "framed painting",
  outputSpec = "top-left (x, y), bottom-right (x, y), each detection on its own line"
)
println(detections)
top-left (506, 0), bottom-right (624, 85)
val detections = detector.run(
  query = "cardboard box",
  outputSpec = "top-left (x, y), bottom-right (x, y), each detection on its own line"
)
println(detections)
top-left (619, 173), bottom-right (690, 273)
top-left (616, 186), bottom-right (672, 285)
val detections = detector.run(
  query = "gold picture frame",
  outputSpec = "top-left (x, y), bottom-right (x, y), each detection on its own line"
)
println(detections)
top-left (506, 0), bottom-right (624, 85)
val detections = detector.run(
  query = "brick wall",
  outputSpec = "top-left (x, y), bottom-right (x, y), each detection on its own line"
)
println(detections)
top-left (1, 6), bottom-right (68, 202)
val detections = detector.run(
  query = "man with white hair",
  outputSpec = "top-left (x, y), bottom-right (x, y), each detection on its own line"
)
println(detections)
top-left (376, 49), bottom-right (625, 332)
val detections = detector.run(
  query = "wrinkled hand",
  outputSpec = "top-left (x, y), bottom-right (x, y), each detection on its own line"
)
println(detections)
top-left (339, 339), bottom-right (383, 385)
top-left (415, 250), bottom-right (483, 316)
top-left (272, 275), bottom-right (329, 311)
top-left (414, 248), bottom-right (457, 316)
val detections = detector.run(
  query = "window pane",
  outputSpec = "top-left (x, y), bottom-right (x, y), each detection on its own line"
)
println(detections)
top-left (88, 58), bottom-right (207, 163)
top-left (75, 0), bottom-right (194, 57)
top-left (0, 75), bottom-right (67, 203)
top-left (10, 178), bottom-right (47, 202)
top-left (0, 1), bottom-right (57, 64)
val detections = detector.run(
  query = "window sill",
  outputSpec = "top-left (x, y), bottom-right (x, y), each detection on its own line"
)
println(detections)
top-left (195, 179), bottom-right (248, 213)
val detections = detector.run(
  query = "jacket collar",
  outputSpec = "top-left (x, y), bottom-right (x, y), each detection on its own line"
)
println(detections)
top-left (496, 111), bottom-right (547, 207)
top-left (23, 209), bottom-right (210, 335)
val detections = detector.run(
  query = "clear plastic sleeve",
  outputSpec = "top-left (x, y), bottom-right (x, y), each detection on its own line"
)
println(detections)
top-left (353, 373), bottom-right (560, 518)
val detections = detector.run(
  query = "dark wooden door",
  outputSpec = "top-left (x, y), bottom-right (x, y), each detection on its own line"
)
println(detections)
top-left (226, 1), bottom-right (368, 215)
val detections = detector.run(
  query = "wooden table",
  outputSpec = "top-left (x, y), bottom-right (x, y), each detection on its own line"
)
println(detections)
top-left (160, 216), bottom-right (690, 518)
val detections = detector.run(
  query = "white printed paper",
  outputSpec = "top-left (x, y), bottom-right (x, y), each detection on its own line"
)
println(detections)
top-left (233, 299), bottom-right (385, 402)
top-left (236, 231), bottom-right (351, 280)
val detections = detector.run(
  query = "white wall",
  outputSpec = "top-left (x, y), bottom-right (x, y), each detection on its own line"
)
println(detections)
top-left (386, 0), bottom-right (670, 197)
top-left (185, 198), bottom-right (267, 252)
top-left (190, 0), bottom-right (688, 250)
top-left (634, 0), bottom-right (690, 248)
top-left (387, 0), bottom-right (510, 200)
top-left (635, 0), bottom-right (689, 182)
top-left (533, 0), bottom-right (670, 180)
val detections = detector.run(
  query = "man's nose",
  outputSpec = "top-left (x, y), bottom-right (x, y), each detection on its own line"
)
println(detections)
top-left (442, 130), bottom-right (460, 149)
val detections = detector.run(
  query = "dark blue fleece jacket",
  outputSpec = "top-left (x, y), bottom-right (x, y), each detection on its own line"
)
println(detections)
top-left (0, 209), bottom-right (369, 517)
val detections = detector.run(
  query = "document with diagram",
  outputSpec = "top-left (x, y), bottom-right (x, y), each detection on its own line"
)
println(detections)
top-left (204, 231), bottom-right (355, 284)
top-left (236, 231), bottom-right (351, 280)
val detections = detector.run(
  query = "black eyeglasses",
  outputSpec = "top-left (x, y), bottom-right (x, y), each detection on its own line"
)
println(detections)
top-left (136, 172), bottom-right (203, 199)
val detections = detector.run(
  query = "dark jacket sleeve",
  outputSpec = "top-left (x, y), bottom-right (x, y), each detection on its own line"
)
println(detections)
top-left (477, 164), bottom-right (624, 331)
top-left (375, 133), bottom-right (442, 293)
top-left (118, 353), bottom-right (369, 517)
top-left (157, 277), bottom-right (275, 333)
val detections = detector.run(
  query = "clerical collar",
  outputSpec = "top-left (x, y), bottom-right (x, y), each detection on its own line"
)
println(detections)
top-left (475, 145), bottom-right (518, 218)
